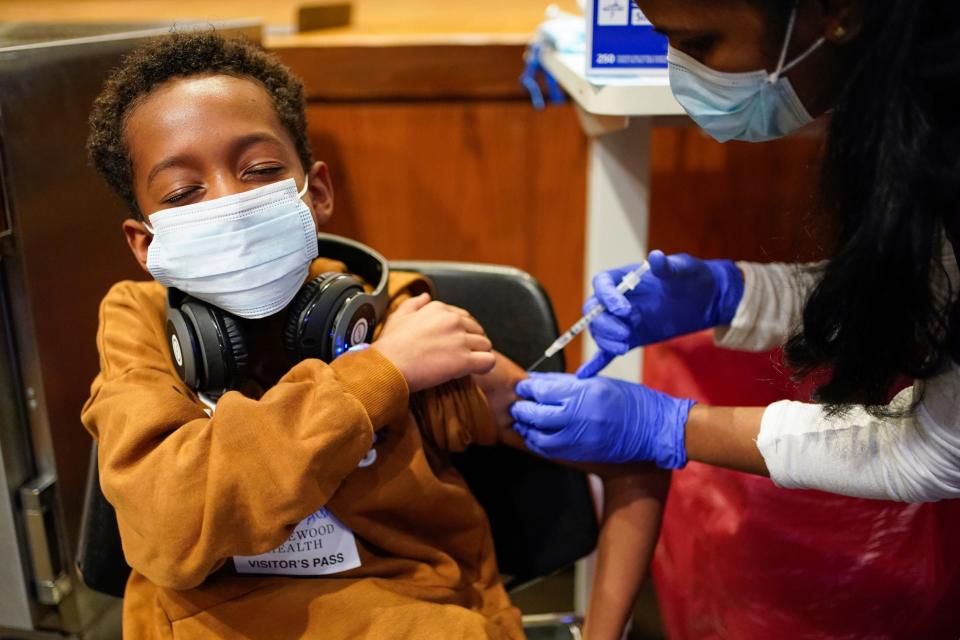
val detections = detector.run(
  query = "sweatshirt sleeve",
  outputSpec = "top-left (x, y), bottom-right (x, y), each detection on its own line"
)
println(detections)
top-left (715, 240), bottom-right (959, 352)
top-left (757, 364), bottom-right (960, 503)
top-left (713, 261), bottom-right (823, 352)
top-left (410, 379), bottom-right (498, 452)
top-left (81, 281), bottom-right (408, 590)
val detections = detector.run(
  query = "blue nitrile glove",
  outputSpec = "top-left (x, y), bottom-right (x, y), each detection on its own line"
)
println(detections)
top-left (578, 251), bottom-right (744, 378)
top-left (510, 373), bottom-right (696, 468)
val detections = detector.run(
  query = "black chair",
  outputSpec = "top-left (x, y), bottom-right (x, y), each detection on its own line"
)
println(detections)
top-left (76, 262), bottom-right (598, 597)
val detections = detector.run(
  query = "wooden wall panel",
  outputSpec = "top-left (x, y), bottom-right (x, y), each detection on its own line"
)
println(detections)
top-left (305, 101), bottom-right (828, 371)
top-left (649, 127), bottom-right (828, 263)
top-left (276, 43), bottom-right (529, 101)
top-left (306, 101), bottom-right (589, 366)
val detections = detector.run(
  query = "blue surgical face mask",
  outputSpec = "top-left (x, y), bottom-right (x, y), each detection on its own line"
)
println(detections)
top-left (144, 177), bottom-right (319, 319)
top-left (667, 5), bottom-right (826, 143)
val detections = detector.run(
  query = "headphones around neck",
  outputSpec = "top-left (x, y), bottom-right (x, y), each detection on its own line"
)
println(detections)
top-left (165, 233), bottom-right (391, 399)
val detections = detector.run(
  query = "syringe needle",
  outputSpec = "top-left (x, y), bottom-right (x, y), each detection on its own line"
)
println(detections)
top-left (526, 260), bottom-right (651, 372)
top-left (527, 355), bottom-right (549, 373)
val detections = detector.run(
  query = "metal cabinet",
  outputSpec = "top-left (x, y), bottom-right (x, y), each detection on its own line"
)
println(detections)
top-left (0, 20), bottom-right (260, 637)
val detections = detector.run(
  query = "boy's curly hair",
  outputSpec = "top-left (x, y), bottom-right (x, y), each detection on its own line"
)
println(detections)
top-left (87, 31), bottom-right (312, 219)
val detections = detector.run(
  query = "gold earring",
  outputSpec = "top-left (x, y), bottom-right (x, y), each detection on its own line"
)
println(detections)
top-left (833, 25), bottom-right (847, 39)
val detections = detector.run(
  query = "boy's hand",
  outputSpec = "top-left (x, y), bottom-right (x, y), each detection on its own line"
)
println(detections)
top-left (373, 293), bottom-right (495, 393)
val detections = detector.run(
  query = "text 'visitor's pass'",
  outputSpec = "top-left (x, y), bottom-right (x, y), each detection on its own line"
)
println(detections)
top-left (233, 508), bottom-right (361, 576)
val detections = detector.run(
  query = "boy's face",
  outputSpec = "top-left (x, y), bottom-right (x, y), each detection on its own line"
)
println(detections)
top-left (120, 74), bottom-right (332, 272)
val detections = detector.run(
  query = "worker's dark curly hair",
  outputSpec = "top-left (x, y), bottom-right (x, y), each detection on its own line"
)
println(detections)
top-left (87, 30), bottom-right (312, 220)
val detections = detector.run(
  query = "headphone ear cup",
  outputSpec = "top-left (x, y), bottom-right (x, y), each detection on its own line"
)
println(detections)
top-left (283, 276), bottom-right (327, 361)
top-left (179, 300), bottom-right (248, 397)
top-left (284, 274), bottom-right (364, 363)
top-left (220, 313), bottom-right (249, 384)
top-left (166, 307), bottom-right (201, 390)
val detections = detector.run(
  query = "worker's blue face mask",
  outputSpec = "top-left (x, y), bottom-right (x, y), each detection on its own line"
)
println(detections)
top-left (667, 5), bottom-right (826, 143)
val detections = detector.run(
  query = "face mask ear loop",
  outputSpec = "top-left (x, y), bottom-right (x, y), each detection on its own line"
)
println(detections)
top-left (780, 36), bottom-right (827, 76)
top-left (142, 218), bottom-right (155, 236)
top-left (770, 1), bottom-right (827, 83)
top-left (769, 2), bottom-right (800, 84)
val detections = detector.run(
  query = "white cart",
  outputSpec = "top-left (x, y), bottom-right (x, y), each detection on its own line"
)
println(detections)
top-left (540, 48), bottom-right (684, 618)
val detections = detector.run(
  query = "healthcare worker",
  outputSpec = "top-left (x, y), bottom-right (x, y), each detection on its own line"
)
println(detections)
top-left (512, 0), bottom-right (960, 502)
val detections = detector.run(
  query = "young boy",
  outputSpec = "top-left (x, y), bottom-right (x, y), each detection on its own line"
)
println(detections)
top-left (83, 31), bottom-right (665, 639)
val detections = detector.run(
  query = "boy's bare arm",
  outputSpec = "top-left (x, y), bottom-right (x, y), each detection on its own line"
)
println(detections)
top-left (473, 353), bottom-right (669, 640)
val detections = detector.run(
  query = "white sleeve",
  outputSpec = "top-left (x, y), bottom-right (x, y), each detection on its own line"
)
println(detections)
top-left (713, 261), bottom-right (823, 352)
top-left (715, 240), bottom-right (959, 353)
top-left (757, 363), bottom-right (960, 503)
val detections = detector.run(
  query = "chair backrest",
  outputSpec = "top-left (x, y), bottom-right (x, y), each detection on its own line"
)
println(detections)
top-left (392, 261), bottom-right (598, 588)
top-left (77, 444), bottom-right (127, 597)
top-left (76, 261), bottom-right (598, 596)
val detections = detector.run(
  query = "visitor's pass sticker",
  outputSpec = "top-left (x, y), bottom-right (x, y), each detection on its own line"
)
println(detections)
top-left (233, 508), bottom-right (361, 576)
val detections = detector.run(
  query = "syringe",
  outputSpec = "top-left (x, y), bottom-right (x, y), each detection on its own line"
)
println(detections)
top-left (528, 261), bottom-right (651, 372)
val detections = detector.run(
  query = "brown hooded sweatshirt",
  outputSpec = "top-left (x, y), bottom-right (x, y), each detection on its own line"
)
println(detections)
top-left (81, 258), bottom-right (524, 639)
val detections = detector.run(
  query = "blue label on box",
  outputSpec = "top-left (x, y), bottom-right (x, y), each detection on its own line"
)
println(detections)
top-left (588, 0), bottom-right (668, 73)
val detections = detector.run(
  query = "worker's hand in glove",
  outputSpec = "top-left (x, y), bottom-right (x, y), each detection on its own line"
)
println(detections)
top-left (578, 251), bottom-right (744, 378)
top-left (510, 373), bottom-right (696, 468)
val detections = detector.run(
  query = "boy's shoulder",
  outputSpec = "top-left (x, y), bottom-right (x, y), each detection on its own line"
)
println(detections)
top-left (386, 269), bottom-right (432, 301)
top-left (101, 278), bottom-right (167, 319)
top-left (308, 256), bottom-right (431, 305)
top-left (98, 279), bottom-right (168, 349)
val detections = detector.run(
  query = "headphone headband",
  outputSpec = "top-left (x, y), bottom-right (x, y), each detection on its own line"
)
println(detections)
top-left (315, 232), bottom-right (390, 317)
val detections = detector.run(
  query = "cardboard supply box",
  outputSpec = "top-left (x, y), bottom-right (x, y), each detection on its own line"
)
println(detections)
top-left (586, 0), bottom-right (668, 75)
